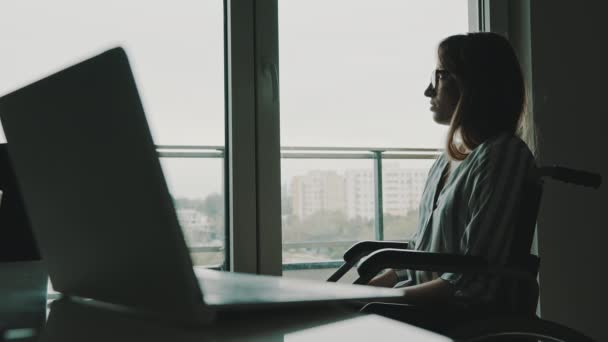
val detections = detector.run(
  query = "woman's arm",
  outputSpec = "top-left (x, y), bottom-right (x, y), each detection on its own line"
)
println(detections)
top-left (367, 269), bottom-right (399, 287)
top-left (368, 269), bottom-right (454, 302)
top-left (369, 274), bottom-right (455, 304)
top-left (399, 277), bottom-right (454, 304)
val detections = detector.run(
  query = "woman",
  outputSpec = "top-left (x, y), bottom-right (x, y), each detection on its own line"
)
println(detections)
top-left (368, 32), bottom-right (537, 310)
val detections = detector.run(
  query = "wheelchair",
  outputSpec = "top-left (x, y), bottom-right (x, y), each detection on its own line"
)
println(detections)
top-left (327, 166), bottom-right (601, 341)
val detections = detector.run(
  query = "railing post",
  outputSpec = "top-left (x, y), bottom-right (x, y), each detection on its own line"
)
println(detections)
top-left (372, 150), bottom-right (384, 241)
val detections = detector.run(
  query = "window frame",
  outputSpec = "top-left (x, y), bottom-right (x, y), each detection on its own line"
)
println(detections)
top-left (230, 1), bottom-right (483, 275)
top-left (226, 0), bottom-right (282, 275)
top-left (226, 0), bottom-right (535, 276)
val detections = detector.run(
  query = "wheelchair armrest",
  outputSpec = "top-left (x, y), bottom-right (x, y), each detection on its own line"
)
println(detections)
top-left (326, 240), bottom-right (410, 282)
top-left (355, 249), bottom-right (537, 285)
top-left (343, 240), bottom-right (411, 263)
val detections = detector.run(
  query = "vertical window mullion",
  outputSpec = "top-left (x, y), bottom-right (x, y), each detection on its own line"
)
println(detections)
top-left (226, 0), bottom-right (258, 273)
top-left (479, 0), bottom-right (509, 35)
top-left (373, 151), bottom-right (384, 241)
top-left (227, 0), bottom-right (282, 275)
top-left (254, 0), bottom-right (282, 276)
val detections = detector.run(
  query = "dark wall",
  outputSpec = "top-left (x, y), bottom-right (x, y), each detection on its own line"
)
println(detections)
top-left (529, 1), bottom-right (608, 340)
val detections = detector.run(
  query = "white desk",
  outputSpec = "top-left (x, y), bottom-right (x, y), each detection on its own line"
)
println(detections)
top-left (17, 298), bottom-right (453, 342)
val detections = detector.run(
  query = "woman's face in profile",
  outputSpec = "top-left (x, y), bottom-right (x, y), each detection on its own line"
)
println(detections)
top-left (424, 59), bottom-right (460, 125)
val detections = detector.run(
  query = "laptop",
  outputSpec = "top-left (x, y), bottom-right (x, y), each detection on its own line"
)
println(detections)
top-left (0, 47), bottom-right (403, 324)
top-left (0, 143), bottom-right (47, 329)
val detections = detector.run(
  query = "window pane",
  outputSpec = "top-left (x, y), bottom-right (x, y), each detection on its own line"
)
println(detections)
top-left (160, 156), bottom-right (225, 267)
top-left (282, 158), bottom-right (374, 263)
top-left (0, 1), bottom-right (226, 287)
top-left (382, 158), bottom-right (435, 241)
top-left (279, 0), bottom-right (468, 280)
top-left (279, 0), bottom-right (467, 148)
top-left (0, 0), bottom-right (224, 146)
top-left (48, 155), bottom-right (225, 296)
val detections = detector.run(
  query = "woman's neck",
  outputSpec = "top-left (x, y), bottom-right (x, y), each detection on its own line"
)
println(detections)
top-left (448, 159), bottom-right (462, 173)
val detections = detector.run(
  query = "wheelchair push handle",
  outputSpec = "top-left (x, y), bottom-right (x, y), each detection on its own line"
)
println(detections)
top-left (539, 166), bottom-right (602, 189)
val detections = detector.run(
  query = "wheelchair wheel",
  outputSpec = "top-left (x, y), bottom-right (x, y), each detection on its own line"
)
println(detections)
top-left (448, 316), bottom-right (594, 342)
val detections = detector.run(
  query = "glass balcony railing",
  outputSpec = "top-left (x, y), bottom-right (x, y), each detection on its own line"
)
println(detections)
top-left (158, 146), bottom-right (225, 269)
top-left (157, 145), bottom-right (442, 281)
top-left (47, 145), bottom-right (441, 297)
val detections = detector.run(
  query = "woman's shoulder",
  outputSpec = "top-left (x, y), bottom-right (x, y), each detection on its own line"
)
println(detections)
top-left (429, 152), bottom-right (448, 172)
top-left (468, 133), bottom-right (536, 170)
top-left (476, 133), bottom-right (533, 158)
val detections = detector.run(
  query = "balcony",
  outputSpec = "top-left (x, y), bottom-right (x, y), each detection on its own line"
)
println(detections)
top-left (158, 145), bottom-right (441, 281)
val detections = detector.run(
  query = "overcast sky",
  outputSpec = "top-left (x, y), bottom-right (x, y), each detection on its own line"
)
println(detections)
top-left (0, 0), bottom-right (468, 198)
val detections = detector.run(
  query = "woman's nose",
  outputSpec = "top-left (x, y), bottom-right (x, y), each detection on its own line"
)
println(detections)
top-left (424, 83), bottom-right (435, 98)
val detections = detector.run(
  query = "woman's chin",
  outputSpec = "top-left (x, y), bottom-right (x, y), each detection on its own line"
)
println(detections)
top-left (432, 111), bottom-right (450, 125)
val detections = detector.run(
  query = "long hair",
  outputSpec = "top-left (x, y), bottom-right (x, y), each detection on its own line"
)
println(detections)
top-left (438, 32), bottom-right (526, 160)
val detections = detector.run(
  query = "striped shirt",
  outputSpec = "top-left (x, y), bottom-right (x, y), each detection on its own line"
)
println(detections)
top-left (395, 133), bottom-right (537, 306)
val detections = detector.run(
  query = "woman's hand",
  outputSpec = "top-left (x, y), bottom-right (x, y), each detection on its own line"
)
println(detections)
top-left (367, 268), bottom-right (398, 287)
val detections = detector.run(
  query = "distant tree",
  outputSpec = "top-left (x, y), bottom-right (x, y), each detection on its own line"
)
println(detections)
top-left (174, 197), bottom-right (202, 210)
top-left (174, 193), bottom-right (224, 240)
top-left (200, 193), bottom-right (224, 240)
top-left (283, 210), bottom-right (374, 243)
top-left (200, 193), bottom-right (223, 218)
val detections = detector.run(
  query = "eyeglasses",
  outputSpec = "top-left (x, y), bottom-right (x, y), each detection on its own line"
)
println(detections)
top-left (430, 69), bottom-right (450, 90)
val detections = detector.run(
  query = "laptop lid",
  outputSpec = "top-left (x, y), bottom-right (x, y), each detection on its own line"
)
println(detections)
top-left (0, 143), bottom-right (48, 328)
top-left (0, 143), bottom-right (41, 262)
top-left (0, 48), bottom-right (208, 320)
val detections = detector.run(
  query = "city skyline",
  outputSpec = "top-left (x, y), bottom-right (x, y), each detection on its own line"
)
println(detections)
top-left (176, 162), bottom-right (430, 248)
top-left (288, 164), bottom-right (428, 221)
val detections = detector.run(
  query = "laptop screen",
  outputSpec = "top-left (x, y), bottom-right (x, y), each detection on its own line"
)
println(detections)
top-left (0, 143), bottom-right (40, 262)
top-left (0, 48), bottom-right (205, 319)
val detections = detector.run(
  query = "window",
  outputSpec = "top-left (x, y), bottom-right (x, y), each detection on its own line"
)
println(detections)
top-left (279, 1), bottom-right (469, 280)
top-left (0, 1), bottom-right (226, 270)
top-left (1, 1), bottom-right (482, 287)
